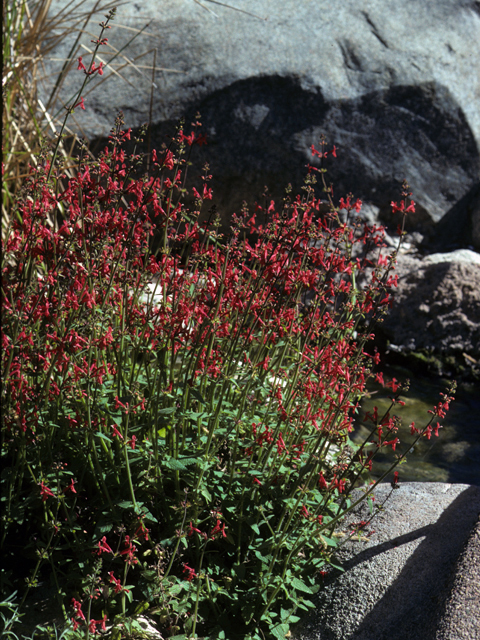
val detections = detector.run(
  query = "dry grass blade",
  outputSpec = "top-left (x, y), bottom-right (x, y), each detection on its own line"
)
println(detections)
top-left (1, 0), bottom-right (155, 240)
top-left (2, 0), bottom-right (115, 237)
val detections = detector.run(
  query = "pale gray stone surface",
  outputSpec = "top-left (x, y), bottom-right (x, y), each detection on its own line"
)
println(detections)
top-left (293, 482), bottom-right (480, 640)
top-left (41, 0), bottom-right (480, 234)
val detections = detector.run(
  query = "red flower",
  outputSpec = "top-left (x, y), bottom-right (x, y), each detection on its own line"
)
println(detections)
top-left (73, 97), bottom-right (85, 111)
top-left (210, 519), bottom-right (227, 539)
top-left (64, 478), bottom-right (77, 494)
top-left (96, 536), bottom-right (113, 556)
top-left (318, 473), bottom-right (327, 490)
top-left (39, 481), bottom-right (55, 502)
top-left (391, 200), bottom-right (415, 214)
top-left (108, 571), bottom-right (129, 594)
top-left (111, 424), bottom-right (123, 439)
top-left (188, 521), bottom-right (203, 537)
top-left (71, 598), bottom-right (86, 621)
top-left (182, 563), bottom-right (197, 581)
top-left (386, 378), bottom-right (400, 392)
top-left (119, 535), bottom-right (138, 565)
top-left (134, 520), bottom-right (150, 541)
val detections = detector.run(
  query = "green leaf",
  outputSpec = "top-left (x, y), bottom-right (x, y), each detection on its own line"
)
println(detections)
top-left (280, 608), bottom-right (290, 622)
top-left (95, 432), bottom-right (112, 443)
top-left (93, 522), bottom-right (114, 538)
top-left (165, 458), bottom-right (187, 471)
top-left (163, 583), bottom-right (184, 596)
top-left (117, 501), bottom-right (135, 509)
top-left (319, 534), bottom-right (337, 548)
top-left (158, 407), bottom-right (176, 415)
top-left (254, 550), bottom-right (271, 565)
top-left (200, 486), bottom-right (212, 502)
top-left (289, 577), bottom-right (313, 594)
top-left (133, 601), bottom-right (149, 615)
top-left (189, 388), bottom-right (206, 404)
top-left (178, 457), bottom-right (200, 466)
top-left (186, 411), bottom-right (207, 420)
top-left (270, 623), bottom-right (290, 639)
top-left (164, 456), bottom-right (198, 471)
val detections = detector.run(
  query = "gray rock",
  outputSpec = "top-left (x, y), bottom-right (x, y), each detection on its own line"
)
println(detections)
top-left (381, 250), bottom-right (480, 360)
top-left (42, 0), bottom-right (480, 237)
top-left (293, 482), bottom-right (480, 640)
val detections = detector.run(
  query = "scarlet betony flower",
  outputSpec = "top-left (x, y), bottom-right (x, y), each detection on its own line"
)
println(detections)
top-left (210, 519), bottom-right (227, 539)
top-left (134, 519), bottom-right (149, 541)
top-left (77, 56), bottom-right (104, 76)
top-left (183, 563), bottom-right (197, 581)
top-left (89, 616), bottom-right (107, 633)
top-left (73, 97), bottom-right (85, 110)
top-left (39, 481), bottom-right (55, 502)
top-left (391, 199), bottom-right (415, 215)
top-left (96, 536), bottom-right (113, 555)
top-left (63, 478), bottom-right (77, 494)
top-left (391, 471), bottom-right (399, 488)
top-left (119, 535), bottom-right (138, 565)
top-left (108, 571), bottom-right (130, 594)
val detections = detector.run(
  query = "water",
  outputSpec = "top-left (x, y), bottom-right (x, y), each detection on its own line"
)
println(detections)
top-left (353, 365), bottom-right (480, 486)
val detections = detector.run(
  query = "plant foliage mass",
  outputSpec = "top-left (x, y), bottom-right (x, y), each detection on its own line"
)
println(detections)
top-left (1, 9), bottom-right (454, 640)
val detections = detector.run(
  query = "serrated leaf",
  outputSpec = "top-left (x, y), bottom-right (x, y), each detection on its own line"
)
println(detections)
top-left (95, 522), bottom-right (113, 536)
top-left (186, 411), bottom-right (206, 420)
top-left (289, 577), bottom-right (313, 593)
top-left (270, 623), bottom-right (289, 639)
top-left (166, 583), bottom-right (184, 596)
top-left (117, 501), bottom-right (134, 509)
top-left (280, 608), bottom-right (290, 622)
top-left (164, 458), bottom-right (187, 471)
top-left (254, 550), bottom-right (271, 565)
top-left (178, 457), bottom-right (199, 466)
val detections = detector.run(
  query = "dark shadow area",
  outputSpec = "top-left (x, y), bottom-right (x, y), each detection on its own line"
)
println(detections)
top-left (89, 78), bottom-right (479, 241)
top-left (425, 180), bottom-right (480, 252)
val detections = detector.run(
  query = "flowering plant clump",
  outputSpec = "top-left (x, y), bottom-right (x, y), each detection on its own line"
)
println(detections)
top-left (1, 12), bottom-right (455, 640)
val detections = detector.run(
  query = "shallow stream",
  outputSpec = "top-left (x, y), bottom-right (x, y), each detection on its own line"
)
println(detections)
top-left (353, 365), bottom-right (480, 486)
